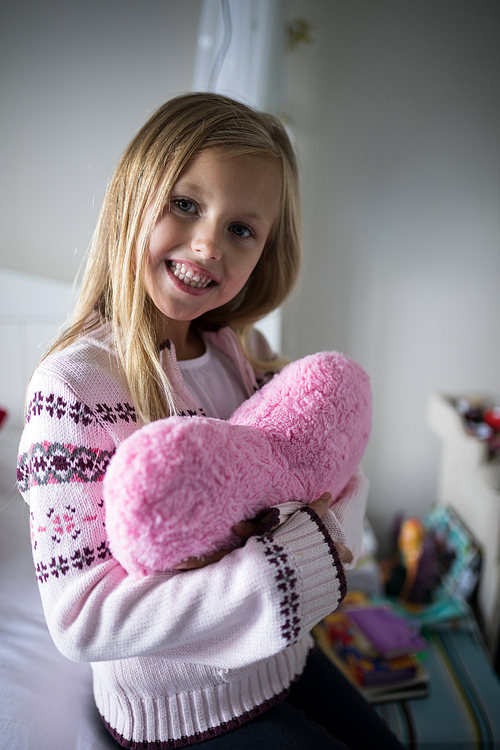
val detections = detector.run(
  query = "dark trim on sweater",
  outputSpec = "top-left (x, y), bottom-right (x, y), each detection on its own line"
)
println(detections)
top-left (101, 684), bottom-right (292, 748)
top-left (299, 506), bottom-right (348, 604)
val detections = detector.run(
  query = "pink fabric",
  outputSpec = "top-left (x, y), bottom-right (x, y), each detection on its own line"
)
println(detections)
top-left (104, 351), bottom-right (372, 576)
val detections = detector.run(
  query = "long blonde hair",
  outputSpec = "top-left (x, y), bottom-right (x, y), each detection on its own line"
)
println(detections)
top-left (47, 92), bottom-right (302, 423)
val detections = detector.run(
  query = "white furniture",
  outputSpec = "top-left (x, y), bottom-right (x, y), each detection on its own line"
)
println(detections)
top-left (427, 391), bottom-right (500, 664)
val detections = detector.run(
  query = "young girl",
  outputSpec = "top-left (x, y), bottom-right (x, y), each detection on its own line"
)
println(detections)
top-left (17, 93), bottom-right (404, 750)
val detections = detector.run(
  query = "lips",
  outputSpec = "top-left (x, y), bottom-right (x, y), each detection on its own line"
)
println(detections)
top-left (168, 261), bottom-right (215, 289)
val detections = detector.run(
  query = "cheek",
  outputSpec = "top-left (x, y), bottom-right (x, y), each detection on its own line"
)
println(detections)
top-left (234, 250), bottom-right (265, 293)
top-left (146, 234), bottom-right (163, 266)
top-left (147, 214), bottom-right (177, 258)
top-left (233, 255), bottom-right (258, 286)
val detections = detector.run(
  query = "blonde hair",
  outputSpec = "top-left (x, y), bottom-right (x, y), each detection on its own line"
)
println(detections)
top-left (47, 92), bottom-right (302, 422)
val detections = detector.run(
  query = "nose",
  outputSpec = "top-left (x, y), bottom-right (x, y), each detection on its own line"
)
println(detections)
top-left (191, 219), bottom-right (222, 261)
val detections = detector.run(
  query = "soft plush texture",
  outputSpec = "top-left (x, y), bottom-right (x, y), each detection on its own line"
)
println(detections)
top-left (104, 351), bottom-right (372, 576)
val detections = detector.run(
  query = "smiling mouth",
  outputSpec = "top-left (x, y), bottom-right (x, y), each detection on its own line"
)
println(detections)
top-left (168, 261), bottom-right (214, 289)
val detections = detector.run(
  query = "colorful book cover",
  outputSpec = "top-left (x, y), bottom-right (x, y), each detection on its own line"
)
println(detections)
top-left (313, 619), bottom-right (430, 703)
top-left (317, 611), bottom-right (424, 688)
top-left (346, 605), bottom-right (428, 658)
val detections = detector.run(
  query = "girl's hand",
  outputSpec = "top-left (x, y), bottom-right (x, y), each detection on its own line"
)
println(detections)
top-left (173, 516), bottom-right (272, 571)
top-left (308, 491), bottom-right (332, 518)
top-left (173, 494), bottom-right (352, 570)
top-left (173, 548), bottom-right (236, 570)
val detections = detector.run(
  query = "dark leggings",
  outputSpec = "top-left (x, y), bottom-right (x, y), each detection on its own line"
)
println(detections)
top-left (195, 649), bottom-right (406, 750)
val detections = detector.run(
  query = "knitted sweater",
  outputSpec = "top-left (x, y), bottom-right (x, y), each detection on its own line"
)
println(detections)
top-left (17, 324), bottom-right (368, 749)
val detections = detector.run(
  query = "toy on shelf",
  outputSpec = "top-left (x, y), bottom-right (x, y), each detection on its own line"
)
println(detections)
top-left (455, 396), bottom-right (500, 461)
top-left (381, 516), bottom-right (436, 605)
top-left (380, 507), bottom-right (482, 626)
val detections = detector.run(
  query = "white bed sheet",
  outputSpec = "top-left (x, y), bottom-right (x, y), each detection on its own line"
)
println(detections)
top-left (0, 430), bottom-right (117, 749)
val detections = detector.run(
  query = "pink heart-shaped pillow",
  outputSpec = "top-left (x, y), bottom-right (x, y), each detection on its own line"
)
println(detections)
top-left (104, 351), bottom-right (372, 576)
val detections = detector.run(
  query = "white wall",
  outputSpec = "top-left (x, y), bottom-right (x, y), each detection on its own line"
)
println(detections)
top-left (283, 0), bottom-right (500, 550)
top-left (0, 0), bottom-right (202, 283)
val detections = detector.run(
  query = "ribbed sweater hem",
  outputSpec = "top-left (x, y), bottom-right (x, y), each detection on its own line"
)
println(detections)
top-left (101, 686), bottom-right (291, 748)
top-left (300, 506), bottom-right (348, 603)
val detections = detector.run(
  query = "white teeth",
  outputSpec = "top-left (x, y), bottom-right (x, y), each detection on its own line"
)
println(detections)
top-left (169, 261), bottom-right (211, 288)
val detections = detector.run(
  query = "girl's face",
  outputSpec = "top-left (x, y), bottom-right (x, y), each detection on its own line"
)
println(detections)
top-left (139, 149), bottom-right (281, 336)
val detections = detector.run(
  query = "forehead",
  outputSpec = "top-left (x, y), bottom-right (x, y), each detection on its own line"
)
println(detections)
top-left (176, 148), bottom-right (280, 184)
top-left (174, 148), bottom-right (282, 221)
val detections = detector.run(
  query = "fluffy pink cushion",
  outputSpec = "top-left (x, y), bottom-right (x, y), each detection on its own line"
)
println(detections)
top-left (104, 351), bottom-right (372, 576)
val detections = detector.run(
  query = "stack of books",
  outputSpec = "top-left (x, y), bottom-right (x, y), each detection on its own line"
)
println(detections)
top-left (313, 602), bottom-right (430, 703)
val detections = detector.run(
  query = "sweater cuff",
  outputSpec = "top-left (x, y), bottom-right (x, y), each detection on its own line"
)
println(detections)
top-left (266, 506), bottom-right (347, 644)
top-left (323, 467), bottom-right (369, 570)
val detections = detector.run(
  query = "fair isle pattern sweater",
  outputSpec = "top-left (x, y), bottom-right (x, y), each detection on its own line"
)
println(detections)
top-left (17, 324), bottom-right (368, 749)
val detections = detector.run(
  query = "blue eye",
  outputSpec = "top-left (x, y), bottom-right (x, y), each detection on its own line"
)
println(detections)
top-left (229, 224), bottom-right (252, 238)
top-left (174, 198), bottom-right (196, 213)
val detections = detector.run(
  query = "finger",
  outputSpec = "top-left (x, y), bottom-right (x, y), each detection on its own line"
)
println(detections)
top-left (232, 520), bottom-right (264, 538)
top-left (308, 492), bottom-right (332, 519)
top-left (174, 548), bottom-right (230, 570)
top-left (335, 542), bottom-right (353, 566)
